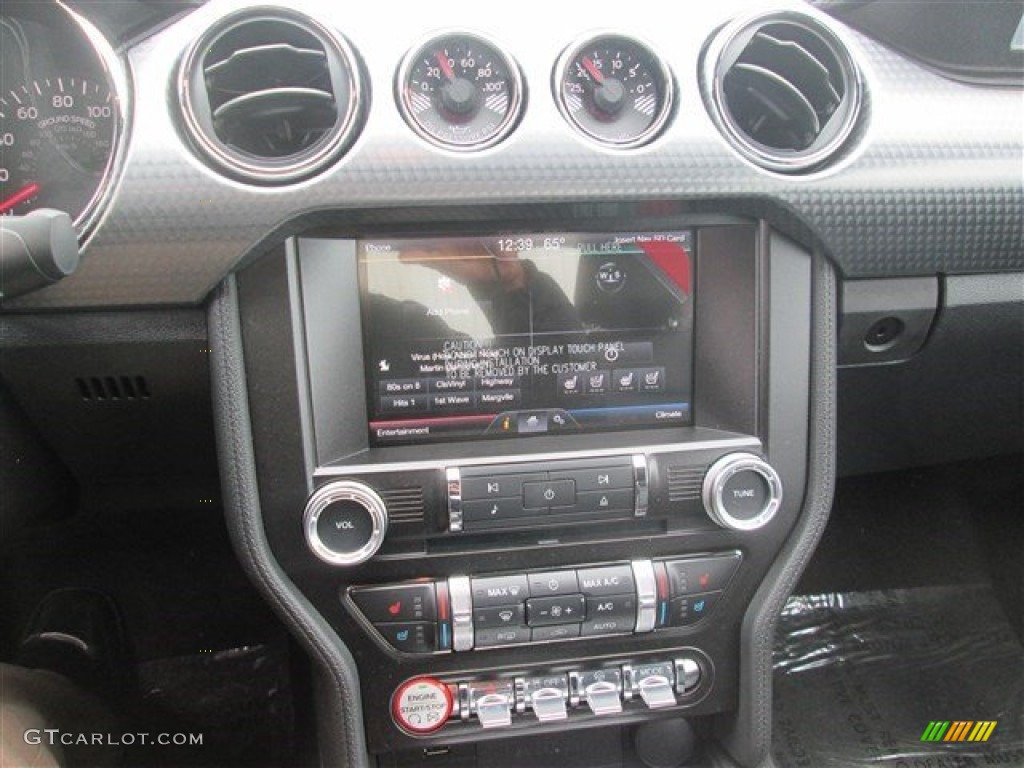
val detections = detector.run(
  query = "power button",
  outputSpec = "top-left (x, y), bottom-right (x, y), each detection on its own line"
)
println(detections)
top-left (392, 677), bottom-right (453, 735)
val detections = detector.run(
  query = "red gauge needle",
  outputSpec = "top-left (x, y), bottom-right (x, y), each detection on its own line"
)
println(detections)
top-left (0, 181), bottom-right (41, 214)
top-left (582, 57), bottom-right (605, 84)
top-left (436, 51), bottom-right (456, 81)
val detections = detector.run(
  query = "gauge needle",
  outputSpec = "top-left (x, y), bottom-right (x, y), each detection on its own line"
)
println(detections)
top-left (0, 182), bottom-right (41, 214)
top-left (582, 57), bottom-right (605, 84)
top-left (436, 51), bottom-right (456, 81)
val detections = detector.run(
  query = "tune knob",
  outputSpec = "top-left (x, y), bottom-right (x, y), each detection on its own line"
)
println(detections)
top-left (702, 453), bottom-right (782, 531)
top-left (303, 481), bottom-right (388, 565)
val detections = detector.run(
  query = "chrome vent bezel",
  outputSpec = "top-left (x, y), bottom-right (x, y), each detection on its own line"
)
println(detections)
top-left (177, 7), bottom-right (363, 184)
top-left (703, 10), bottom-right (863, 174)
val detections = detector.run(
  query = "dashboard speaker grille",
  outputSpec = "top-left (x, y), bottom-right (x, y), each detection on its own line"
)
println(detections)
top-left (667, 466), bottom-right (705, 503)
top-left (704, 12), bottom-right (862, 172)
top-left (178, 9), bottom-right (362, 183)
top-left (380, 487), bottom-right (425, 523)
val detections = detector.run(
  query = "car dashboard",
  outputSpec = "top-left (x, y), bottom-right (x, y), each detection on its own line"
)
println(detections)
top-left (0, 1), bottom-right (1021, 767)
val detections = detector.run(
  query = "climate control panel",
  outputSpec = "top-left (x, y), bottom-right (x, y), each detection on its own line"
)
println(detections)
top-left (391, 651), bottom-right (711, 736)
top-left (349, 553), bottom-right (741, 654)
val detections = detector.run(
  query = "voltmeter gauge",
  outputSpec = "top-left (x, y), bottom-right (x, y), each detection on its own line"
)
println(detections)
top-left (555, 34), bottom-right (673, 148)
top-left (397, 31), bottom-right (524, 151)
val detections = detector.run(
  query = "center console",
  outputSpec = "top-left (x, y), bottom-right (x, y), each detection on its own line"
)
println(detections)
top-left (224, 205), bottom-right (825, 766)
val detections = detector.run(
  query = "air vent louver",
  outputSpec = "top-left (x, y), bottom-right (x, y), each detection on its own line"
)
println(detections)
top-left (178, 9), bottom-right (362, 183)
top-left (705, 12), bottom-right (862, 172)
top-left (75, 376), bottom-right (150, 402)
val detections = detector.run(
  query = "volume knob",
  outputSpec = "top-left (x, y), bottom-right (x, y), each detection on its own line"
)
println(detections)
top-left (303, 481), bottom-right (388, 565)
top-left (702, 453), bottom-right (782, 531)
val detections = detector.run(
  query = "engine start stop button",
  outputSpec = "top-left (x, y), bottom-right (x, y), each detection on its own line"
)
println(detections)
top-left (392, 676), bottom-right (453, 735)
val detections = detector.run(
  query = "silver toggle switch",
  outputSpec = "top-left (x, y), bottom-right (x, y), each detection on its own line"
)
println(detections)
top-left (522, 674), bottom-right (570, 722)
top-left (584, 681), bottom-right (623, 715)
top-left (468, 681), bottom-right (514, 728)
top-left (638, 674), bottom-right (677, 709)
top-left (531, 687), bottom-right (568, 722)
top-left (572, 668), bottom-right (623, 716)
top-left (675, 658), bottom-right (702, 694)
top-left (475, 692), bottom-right (512, 728)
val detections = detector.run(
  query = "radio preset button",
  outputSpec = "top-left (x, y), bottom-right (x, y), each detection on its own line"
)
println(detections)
top-left (526, 594), bottom-right (585, 626)
top-left (522, 479), bottom-right (576, 509)
top-left (462, 473), bottom-right (545, 500)
top-left (577, 565), bottom-right (635, 596)
top-left (527, 569), bottom-right (579, 596)
top-left (554, 465), bottom-right (634, 492)
top-left (463, 497), bottom-right (529, 525)
top-left (576, 488), bottom-right (635, 514)
top-left (471, 575), bottom-right (529, 607)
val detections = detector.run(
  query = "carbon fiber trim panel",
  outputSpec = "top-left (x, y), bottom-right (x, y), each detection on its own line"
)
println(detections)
top-left (10, 0), bottom-right (1023, 308)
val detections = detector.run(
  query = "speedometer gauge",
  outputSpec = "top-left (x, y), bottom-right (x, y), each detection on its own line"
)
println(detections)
top-left (397, 31), bottom-right (523, 151)
top-left (0, 77), bottom-right (116, 217)
top-left (0, 8), bottom-right (125, 237)
top-left (555, 33), bottom-right (673, 148)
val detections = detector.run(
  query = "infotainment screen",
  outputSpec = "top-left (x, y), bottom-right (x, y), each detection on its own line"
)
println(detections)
top-left (358, 231), bottom-right (694, 445)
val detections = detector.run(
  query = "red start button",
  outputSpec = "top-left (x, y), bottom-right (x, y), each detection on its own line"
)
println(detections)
top-left (392, 676), bottom-right (453, 735)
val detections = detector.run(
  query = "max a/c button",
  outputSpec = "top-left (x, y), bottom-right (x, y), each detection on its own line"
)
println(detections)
top-left (577, 565), bottom-right (635, 596)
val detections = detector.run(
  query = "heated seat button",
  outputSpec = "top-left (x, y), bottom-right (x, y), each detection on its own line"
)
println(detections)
top-left (523, 479), bottom-right (576, 509)
top-left (350, 583), bottom-right (437, 624)
top-left (663, 553), bottom-right (741, 596)
top-left (581, 594), bottom-right (636, 636)
top-left (666, 591), bottom-right (722, 626)
top-left (577, 565), bottom-right (635, 596)
top-left (526, 594), bottom-right (585, 626)
top-left (377, 621), bottom-right (436, 653)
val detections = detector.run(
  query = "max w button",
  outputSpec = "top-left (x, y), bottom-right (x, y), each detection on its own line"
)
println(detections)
top-left (471, 575), bottom-right (530, 608)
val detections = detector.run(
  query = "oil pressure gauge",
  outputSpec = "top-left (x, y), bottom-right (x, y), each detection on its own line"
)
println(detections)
top-left (397, 31), bottom-right (523, 151)
top-left (555, 33), bottom-right (673, 148)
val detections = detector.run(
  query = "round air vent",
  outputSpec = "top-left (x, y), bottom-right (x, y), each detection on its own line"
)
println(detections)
top-left (703, 11), bottom-right (862, 173)
top-left (178, 8), bottom-right (363, 184)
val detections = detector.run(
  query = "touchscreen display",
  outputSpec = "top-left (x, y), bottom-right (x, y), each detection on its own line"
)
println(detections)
top-left (359, 231), bottom-right (694, 444)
